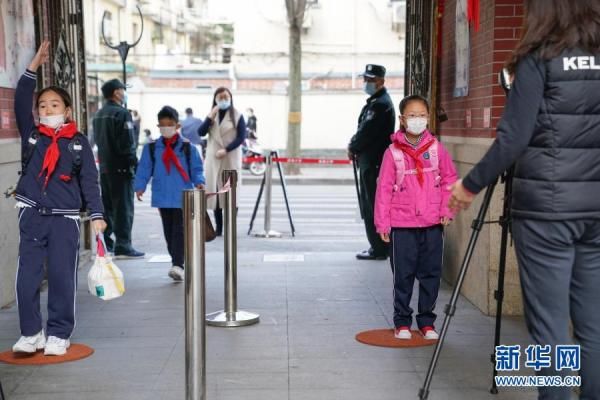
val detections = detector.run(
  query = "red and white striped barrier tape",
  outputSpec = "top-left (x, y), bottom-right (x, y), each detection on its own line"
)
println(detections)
top-left (243, 156), bottom-right (351, 165)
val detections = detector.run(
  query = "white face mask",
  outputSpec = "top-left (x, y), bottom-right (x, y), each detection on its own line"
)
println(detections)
top-left (159, 126), bottom-right (177, 139)
top-left (40, 114), bottom-right (66, 129)
top-left (406, 117), bottom-right (428, 135)
top-left (217, 99), bottom-right (231, 110)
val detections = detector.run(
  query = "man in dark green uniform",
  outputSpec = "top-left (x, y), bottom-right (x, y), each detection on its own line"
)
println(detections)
top-left (348, 64), bottom-right (395, 260)
top-left (93, 79), bottom-right (144, 259)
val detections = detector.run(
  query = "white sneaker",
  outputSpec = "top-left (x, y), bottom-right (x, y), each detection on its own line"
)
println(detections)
top-left (394, 327), bottom-right (412, 340)
top-left (421, 327), bottom-right (440, 340)
top-left (44, 336), bottom-right (70, 356)
top-left (12, 330), bottom-right (46, 353)
top-left (168, 266), bottom-right (184, 282)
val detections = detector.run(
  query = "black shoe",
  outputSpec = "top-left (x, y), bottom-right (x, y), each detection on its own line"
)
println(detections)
top-left (114, 249), bottom-right (146, 259)
top-left (356, 249), bottom-right (388, 261)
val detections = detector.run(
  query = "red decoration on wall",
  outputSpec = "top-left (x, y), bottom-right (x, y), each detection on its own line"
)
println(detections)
top-left (467, 0), bottom-right (480, 31)
top-left (437, 0), bottom-right (446, 58)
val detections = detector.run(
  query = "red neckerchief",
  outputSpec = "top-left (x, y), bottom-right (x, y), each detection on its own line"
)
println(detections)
top-left (394, 137), bottom-right (435, 187)
top-left (37, 122), bottom-right (79, 188)
top-left (162, 134), bottom-right (190, 182)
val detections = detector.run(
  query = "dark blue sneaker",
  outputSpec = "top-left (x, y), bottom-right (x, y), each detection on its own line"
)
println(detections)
top-left (114, 249), bottom-right (145, 260)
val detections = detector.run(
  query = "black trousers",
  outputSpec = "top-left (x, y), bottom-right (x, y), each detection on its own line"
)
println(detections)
top-left (390, 225), bottom-right (444, 329)
top-left (17, 208), bottom-right (80, 339)
top-left (100, 173), bottom-right (134, 254)
top-left (159, 208), bottom-right (184, 268)
top-left (359, 165), bottom-right (388, 256)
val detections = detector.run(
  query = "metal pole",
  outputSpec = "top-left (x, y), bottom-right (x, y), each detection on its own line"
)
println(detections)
top-left (207, 170), bottom-right (260, 327)
top-left (224, 170), bottom-right (237, 315)
top-left (254, 151), bottom-right (281, 238)
top-left (184, 189), bottom-right (206, 400)
top-left (419, 182), bottom-right (497, 400)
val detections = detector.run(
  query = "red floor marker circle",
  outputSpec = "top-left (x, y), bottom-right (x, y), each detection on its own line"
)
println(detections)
top-left (356, 329), bottom-right (438, 348)
top-left (0, 344), bottom-right (94, 365)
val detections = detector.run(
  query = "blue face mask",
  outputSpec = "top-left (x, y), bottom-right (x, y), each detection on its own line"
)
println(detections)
top-left (217, 99), bottom-right (231, 110)
top-left (122, 91), bottom-right (128, 107)
top-left (363, 82), bottom-right (377, 96)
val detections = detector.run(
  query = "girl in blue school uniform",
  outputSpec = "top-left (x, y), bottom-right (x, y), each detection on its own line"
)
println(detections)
top-left (12, 41), bottom-right (106, 356)
top-left (134, 106), bottom-right (206, 282)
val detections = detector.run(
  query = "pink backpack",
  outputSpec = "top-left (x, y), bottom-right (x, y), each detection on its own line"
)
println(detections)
top-left (389, 140), bottom-right (439, 192)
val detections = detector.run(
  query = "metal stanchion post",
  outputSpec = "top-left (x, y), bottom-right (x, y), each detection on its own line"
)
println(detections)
top-left (207, 170), bottom-right (260, 327)
top-left (254, 151), bottom-right (282, 238)
top-left (184, 189), bottom-right (206, 400)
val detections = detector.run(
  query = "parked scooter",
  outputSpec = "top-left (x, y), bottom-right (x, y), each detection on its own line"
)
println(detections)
top-left (242, 137), bottom-right (266, 176)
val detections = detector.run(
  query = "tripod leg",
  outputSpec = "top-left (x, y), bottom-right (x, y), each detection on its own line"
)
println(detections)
top-left (419, 182), bottom-right (497, 400)
top-left (275, 151), bottom-right (296, 236)
top-left (0, 379), bottom-right (5, 400)
top-left (490, 170), bottom-right (514, 394)
top-left (248, 174), bottom-right (266, 235)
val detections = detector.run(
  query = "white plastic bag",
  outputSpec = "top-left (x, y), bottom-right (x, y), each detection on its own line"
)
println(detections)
top-left (88, 236), bottom-right (125, 301)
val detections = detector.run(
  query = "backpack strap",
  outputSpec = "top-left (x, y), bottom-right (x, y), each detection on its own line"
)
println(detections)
top-left (181, 141), bottom-right (192, 180)
top-left (149, 142), bottom-right (156, 176)
top-left (68, 134), bottom-right (85, 177)
top-left (389, 144), bottom-right (405, 192)
top-left (428, 140), bottom-right (439, 172)
top-left (20, 130), bottom-right (40, 176)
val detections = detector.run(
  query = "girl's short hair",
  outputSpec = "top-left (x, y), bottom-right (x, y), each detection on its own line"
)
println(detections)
top-left (399, 95), bottom-right (430, 115)
top-left (36, 86), bottom-right (72, 108)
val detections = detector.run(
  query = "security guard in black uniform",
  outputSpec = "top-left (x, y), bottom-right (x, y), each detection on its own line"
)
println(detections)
top-left (348, 64), bottom-right (396, 260)
top-left (93, 79), bottom-right (144, 259)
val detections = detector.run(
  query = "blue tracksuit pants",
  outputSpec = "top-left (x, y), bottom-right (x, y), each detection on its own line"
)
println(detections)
top-left (16, 207), bottom-right (80, 339)
top-left (390, 225), bottom-right (444, 329)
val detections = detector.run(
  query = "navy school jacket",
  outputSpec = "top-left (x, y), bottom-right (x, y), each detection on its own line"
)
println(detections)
top-left (14, 70), bottom-right (104, 220)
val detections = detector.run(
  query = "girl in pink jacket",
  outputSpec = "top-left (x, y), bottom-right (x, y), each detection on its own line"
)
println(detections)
top-left (374, 95), bottom-right (458, 340)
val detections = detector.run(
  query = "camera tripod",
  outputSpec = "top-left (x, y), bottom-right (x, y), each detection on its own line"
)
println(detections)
top-left (0, 378), bottom-right (5, 400)
top-left (419, 70), bottom-right (514, 399)
top-left (418, 167), bottom-right (514, 399)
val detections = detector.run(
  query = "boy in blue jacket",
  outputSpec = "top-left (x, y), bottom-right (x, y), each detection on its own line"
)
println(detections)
top-left (134, 106), bottom-right (205, 282)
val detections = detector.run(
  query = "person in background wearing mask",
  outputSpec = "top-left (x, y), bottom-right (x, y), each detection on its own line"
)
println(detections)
top-left (181, 107), bottom-right (204, 157)
top-left (93, 78), bottom-right (145, 259)
top-left (134, 106), bottom-right (205, 282)
top-left (348, 64), bottom-right (396, 260)
top-left (143, 128), bottom-right (153, 144)
top-left (197, 87), bottom-right (246, 236)
top-left (130, 109), bottom-right (141, 148)
top-left (245, 108), bottom-right (258, 140)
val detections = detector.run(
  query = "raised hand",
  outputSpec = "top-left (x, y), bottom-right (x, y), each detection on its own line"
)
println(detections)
top-left (28, 40), bottom-right (50, 71)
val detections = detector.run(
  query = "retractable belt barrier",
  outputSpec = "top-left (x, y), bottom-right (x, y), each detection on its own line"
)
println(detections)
top-left (207, 170), bottom-right (260, 327)
top-left (243, 156), bottom-right (352, 165)
top-left (248, 152), bottom-right (358, 238)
